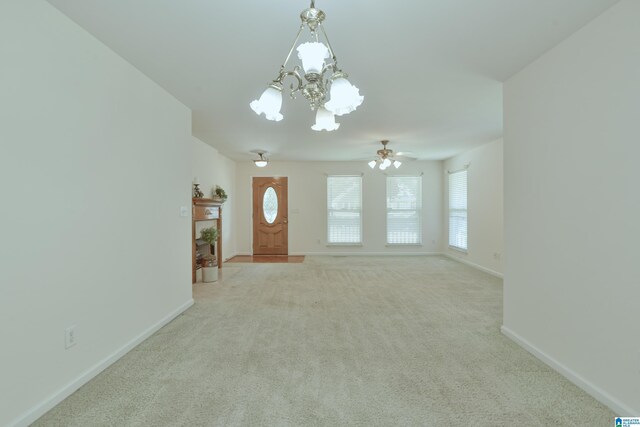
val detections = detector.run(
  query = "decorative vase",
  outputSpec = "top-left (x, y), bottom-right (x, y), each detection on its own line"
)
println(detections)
top-left (202, 257), bottom-right (218, 283)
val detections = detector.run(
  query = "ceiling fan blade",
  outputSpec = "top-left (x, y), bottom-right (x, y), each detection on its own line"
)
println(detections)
top-left (394, 154), bottom-right (417, 161)
top-left (393, 151), bottom-right (416, 161)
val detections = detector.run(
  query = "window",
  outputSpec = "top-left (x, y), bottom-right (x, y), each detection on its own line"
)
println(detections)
top-left (327, 175), bottom-right (362, 244)
top-left (386, 176), bottom-right (422, 245)
top-left (448, 169), bottom-right (468, 250)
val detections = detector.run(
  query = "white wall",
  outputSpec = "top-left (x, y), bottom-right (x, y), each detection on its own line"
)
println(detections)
top-left (192, 137), bottom-right (237, 261)
top-left (444, 139), bottom-right (503, 276)
top-left (503, 0), bottom-right (640, 415)
top-left (235, 161), bottom-right (442, 255)
top-left (0, 1), bottom-right (194, 426)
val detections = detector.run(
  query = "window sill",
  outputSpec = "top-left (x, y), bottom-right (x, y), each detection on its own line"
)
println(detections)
top-left (449, 246), bottom-right (468, 254)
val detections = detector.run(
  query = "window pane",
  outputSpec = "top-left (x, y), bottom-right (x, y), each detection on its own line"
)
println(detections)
top-left (448, 170), bottom-right (468, 250)
top-left (327, 176), bottom-right (362, 244)
top-left (387, 176), bottom-right (422, 244)
top-left (263, 186), bottom-right (278, 224)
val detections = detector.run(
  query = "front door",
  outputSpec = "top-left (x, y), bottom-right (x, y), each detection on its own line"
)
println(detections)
top-left (253, 177), bottom-right (288, 255)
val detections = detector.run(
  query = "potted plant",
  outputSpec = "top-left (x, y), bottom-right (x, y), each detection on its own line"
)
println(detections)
top-left (200, 227), bottom-right (219, 282)
top-left (213, 185), bottom-right (228, 202)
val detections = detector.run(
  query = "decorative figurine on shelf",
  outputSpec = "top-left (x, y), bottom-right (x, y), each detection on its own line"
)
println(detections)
top-left (193, 177), bottom-right (204, 198)
top-left (213, 185), bottom-right (228, 202)
top-left (193, 184), bottom-right (204, 198)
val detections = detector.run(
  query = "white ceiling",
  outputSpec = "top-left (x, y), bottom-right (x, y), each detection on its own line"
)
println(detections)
top-left (47, 0), bottom-right (618, 162)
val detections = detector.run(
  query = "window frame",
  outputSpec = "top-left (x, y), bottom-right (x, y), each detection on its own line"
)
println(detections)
top-left (326, 175), bottom-right (363, 245)
top-left (386, 175), bottom-right (423, 246)
top-left (448, 169), bottom-right (468, 252)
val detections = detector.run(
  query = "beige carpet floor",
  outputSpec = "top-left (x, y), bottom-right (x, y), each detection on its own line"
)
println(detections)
top-left (35, 256), bottom-right (614, 426)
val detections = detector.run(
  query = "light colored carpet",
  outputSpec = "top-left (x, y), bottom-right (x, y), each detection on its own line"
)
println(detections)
top-left (35, 256), bottom-right (614, 426)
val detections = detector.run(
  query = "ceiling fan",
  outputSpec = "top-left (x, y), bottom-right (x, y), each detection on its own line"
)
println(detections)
top-left (368, 140), bottom-right (413, 170)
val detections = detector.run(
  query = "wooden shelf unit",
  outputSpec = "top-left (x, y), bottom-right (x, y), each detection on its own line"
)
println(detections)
top-left (192, 198), bottom-right (223, 283)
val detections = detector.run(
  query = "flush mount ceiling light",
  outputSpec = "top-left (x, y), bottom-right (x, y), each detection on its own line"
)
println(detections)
top-left (253, 151), bottom-right (269, 168)
top-left (368, 140), bottom-right (404, 170)
top-left (250, 1), bottom-right (363, 132)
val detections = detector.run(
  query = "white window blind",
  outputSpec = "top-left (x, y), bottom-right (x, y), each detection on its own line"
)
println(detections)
top-left (387, 176), bottom-right (422, 245)
top-left (448, 170), bottom-right (468, 250)
top-left (327, 176), bottom-right (362, 244)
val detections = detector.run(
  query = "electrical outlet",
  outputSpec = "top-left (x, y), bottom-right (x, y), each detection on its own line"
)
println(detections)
top-left (180, 206), bottom-right (189, 217)
top-left (65, 325), bottom-right (77, 349)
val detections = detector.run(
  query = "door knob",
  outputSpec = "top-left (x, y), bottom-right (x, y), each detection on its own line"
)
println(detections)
top-left (283, 219), bottom-right (288, 224)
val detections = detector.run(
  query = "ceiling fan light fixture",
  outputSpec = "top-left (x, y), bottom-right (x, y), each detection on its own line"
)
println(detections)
top-left (311, 106), bottom-right (340, 131)
top-left (368, 140), bottom-right (404, 171)
top-left (250, 1), bottom-right (362, 129)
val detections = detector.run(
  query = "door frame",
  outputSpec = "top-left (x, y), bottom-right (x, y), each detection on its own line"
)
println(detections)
top-left (249, 175), bottom-right (289, 255)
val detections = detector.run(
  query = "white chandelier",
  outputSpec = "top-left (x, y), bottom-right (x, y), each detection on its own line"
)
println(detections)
top-left (250, 1), bottom-right (363, 131)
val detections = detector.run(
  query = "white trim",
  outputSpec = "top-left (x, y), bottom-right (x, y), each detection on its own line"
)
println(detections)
top-left (292, 252), bottom-right (443, 257)
top-left (448, 245), bottom-right (468, 254)
top-left (223, 252), bottom-right (242, 262)
top-left (501, 326), bottom-right (638, 416)
top-left (444, 253), bottom-right (503, 278)
top-left (9, 300), bottom-right (194, 427)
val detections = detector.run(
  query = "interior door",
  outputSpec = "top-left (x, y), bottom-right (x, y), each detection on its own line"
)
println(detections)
top-left (253, 177), bottom-right (288, 255)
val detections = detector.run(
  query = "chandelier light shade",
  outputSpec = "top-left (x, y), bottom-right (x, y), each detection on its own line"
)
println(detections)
top-left (250, 85), bottom-right (284, 122)
top-left (324, 76), bottom-right (364, 116)
top-left (250, 0), bottom-right (363, 131)
top-left (297, 42), bottom-right (329, 74)
top-left (312, 106), bottom-right (340, 131)
top-left (253, 151), bottom-right (269, 168)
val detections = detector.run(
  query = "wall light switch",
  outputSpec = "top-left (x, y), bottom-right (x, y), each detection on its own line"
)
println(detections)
top-left (180, 206), bottom-right (189, 217)
top-left (65, 325), bottom-right (77, 349)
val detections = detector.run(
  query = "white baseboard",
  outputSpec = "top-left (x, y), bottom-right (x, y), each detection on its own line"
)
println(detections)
top-left (231, 252), bottom-right (443, 257)
top-left (293, 252), bottom-right (443, 257)
top-left (501, 325), bottom-right (637, 416)
top-left (444, 253), bottom-right (503, 278)
top-left (231, 252), bottom-right (252, 257)
top-left (223, 252), bottom-right (242, 262)
top-left (10, 299), bottom-right (194, 427)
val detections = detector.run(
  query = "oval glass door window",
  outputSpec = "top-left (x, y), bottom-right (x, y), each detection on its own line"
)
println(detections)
top-left (263, 187), bottom-right (278, 224)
